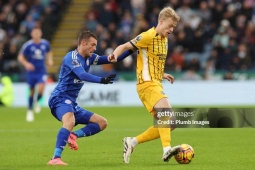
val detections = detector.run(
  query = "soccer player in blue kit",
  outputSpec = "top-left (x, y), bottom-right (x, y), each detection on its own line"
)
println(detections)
top-left (18, 27), bottom-right (53, 122)
top-left (47, 30), bottom-right (133, 165)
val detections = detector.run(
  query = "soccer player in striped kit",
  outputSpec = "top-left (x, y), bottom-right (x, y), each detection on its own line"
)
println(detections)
top-left (108, 6), bottom-right (182, 163)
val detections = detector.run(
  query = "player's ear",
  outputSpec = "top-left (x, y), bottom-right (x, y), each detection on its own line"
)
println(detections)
top-left (81, 39), bottom-right (87, 46)
top-left (158, 18), bottom-right (164, 25)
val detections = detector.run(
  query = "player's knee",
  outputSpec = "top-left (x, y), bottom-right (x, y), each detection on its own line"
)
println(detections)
top-left (99, 118), bottom-right (108, 131)
top-left (63, 120), bottom-right (75, 131)
top-left (62, 114), bottom-right (75, 131)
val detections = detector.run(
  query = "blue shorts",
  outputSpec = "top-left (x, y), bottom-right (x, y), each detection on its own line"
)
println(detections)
top-left (49, 96), bottom-right (93, 125)
top-left (26, 73), bottom-right (47, 88)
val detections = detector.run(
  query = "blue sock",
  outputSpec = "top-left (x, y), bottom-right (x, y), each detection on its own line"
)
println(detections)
top-left (28, 96), bottom-right (33, 110)
top-left (53, 128), bottom-right (70, 159)
top-left (73, 123), bottom-right (101, 138)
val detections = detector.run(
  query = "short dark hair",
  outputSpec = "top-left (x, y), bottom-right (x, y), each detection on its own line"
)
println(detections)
top-left (78, 30), bottom-right (97, 45)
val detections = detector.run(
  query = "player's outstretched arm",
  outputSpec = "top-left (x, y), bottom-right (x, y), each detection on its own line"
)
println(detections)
top-left (93, 50), bottom-right (133, 65)
top-left (73, 67), bottom-right (116, 84)
top-left (108, 42), bottom-right (134, 62)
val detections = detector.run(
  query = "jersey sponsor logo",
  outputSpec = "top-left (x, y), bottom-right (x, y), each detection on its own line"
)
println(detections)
top-left (65, 100), bottom-right (71, 104)
top-left (74, 79), bottom-right (85, 84)
top-left (72, 59), bottom-right (81, 68)
top-left (157, 54), bottom-right (166, 57)
top-left (157, 54), bottom-right (166, 60)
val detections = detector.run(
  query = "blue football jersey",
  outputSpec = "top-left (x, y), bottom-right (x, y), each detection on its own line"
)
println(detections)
top-left (20, 39), bottom-right (51, 74)
top-left (50, 50), bottom-right (101, 102)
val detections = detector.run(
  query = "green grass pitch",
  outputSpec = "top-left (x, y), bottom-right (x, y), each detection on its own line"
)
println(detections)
top-left (0, 106), bottom-right (254, 170)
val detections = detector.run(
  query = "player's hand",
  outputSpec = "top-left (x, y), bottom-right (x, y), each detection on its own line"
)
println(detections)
top-left (163, 73), bottom-right (174, 84)
top-left (101, 74), bottom-right (116, 84)
top-left (108, 54), bottom-right (117, 63)
top-left (25, 62), bottom-right (35, 71)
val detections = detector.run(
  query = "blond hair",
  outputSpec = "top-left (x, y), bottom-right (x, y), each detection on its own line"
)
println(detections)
top-left (158, 7), bottom-right (180, 22)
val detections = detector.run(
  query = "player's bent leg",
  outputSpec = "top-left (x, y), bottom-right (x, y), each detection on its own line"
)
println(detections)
top-left (60, 112), bottom-right (77, 151)
top-left (47, 116), bottom-right (73, 164)
top-left (154, 98), bottom-right (179, 162)
top-left (62, 112), bottom-right (75, 131)
top-left (89, 113), bottom-right (108, 130)
top-left (68, 111), bottom-right (107, 151)
top-left (72, 111), bottom-right (107, 138)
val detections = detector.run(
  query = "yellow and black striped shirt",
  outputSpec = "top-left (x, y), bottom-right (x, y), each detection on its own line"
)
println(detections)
top-left (130, 27), bottom-right (168, 84)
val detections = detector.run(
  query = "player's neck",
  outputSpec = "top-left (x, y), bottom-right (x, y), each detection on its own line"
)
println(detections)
top-left (77, 47), bottom-right (87, 58)
top-left (33, 38), bottom-right (41, 44)
top-left (155, 27), bottom-right (164, 37)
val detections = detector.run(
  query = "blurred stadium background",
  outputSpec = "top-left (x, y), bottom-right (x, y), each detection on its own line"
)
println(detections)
top-left (1, 0), bottom-right (255, 81)
top-left (0, 0), bottom-right (254, 107)
top-left (0, 1), bottom-right (254, 169)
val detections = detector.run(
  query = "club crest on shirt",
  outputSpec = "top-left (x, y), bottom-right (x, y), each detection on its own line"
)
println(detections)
top-left (136, 35), bottom-right (142, 41)
top-left (65, 99), bottom-right (71, 104)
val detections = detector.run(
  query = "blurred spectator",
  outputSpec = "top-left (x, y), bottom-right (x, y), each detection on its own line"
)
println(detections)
top-left (85, 11), bottom-right (99, 31)
top-left (212, 26), bottom-right (229, 49)
top-left (98, 1), bottom-right (117, 27)
top-left (119, 10), bottom-right (133, 38)
top-left (181, 68), bottom-right (202, 80)
top-left (184, 57), bottom-right (201, 71)
top-left (131, 0), bottom-right (145, 17)
top-left (166, 46), bottom-right (184, 72)
top-left (223, 70), bottom-right (235, 80)
top-left (229, 43), bottom-right (251, 70)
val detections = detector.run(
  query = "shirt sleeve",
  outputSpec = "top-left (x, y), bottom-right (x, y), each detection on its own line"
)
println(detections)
top-left (90, 50), bottom-right (134, 65)
top-left (73, 67), bottom-right (101, 83)
top-left (45, 40), bottom-right (51, 52)
top-left (65, 54), bottom-right (101, 83)
top-left (130, 32), bottom-right (151, 49)
top-left (19, 42), bottom-right (29, 56)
